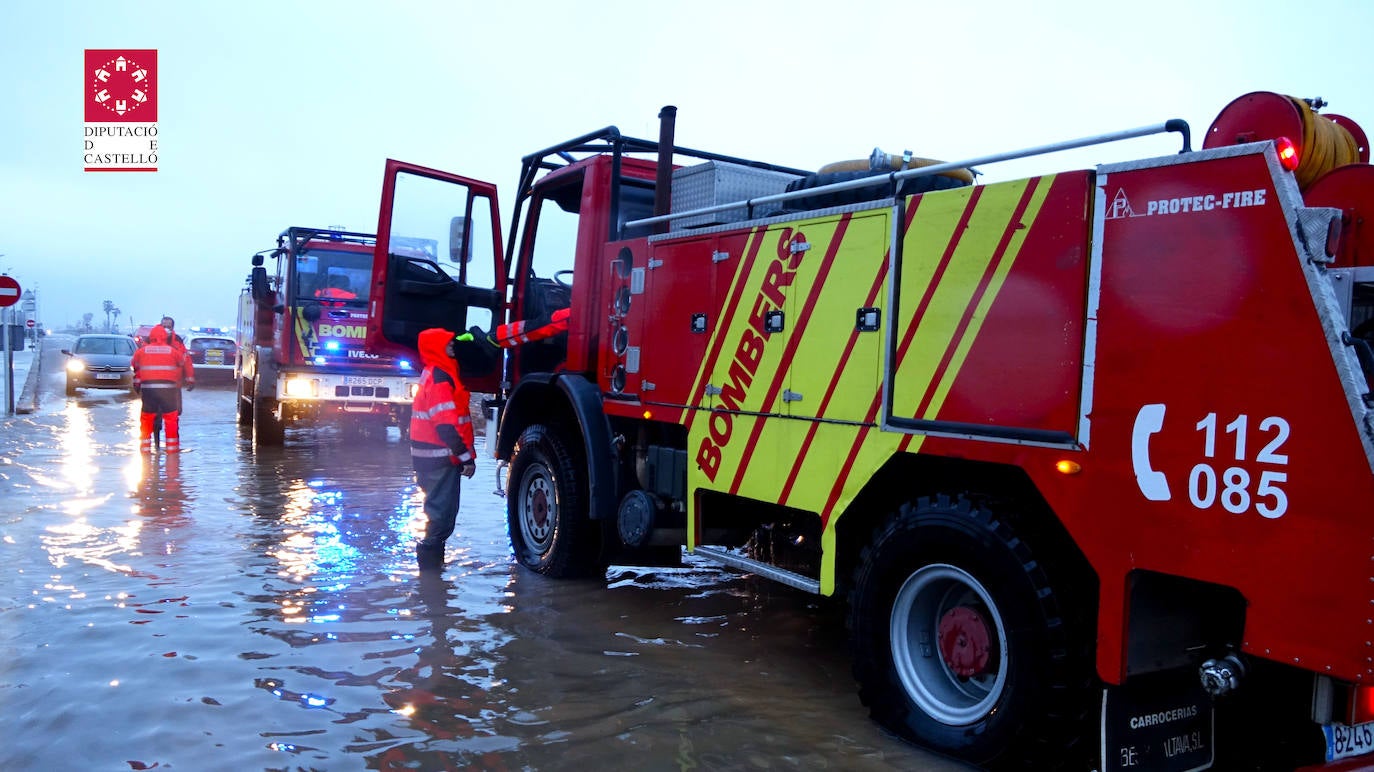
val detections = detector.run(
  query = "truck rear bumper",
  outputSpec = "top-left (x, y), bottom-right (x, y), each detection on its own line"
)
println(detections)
top-left (1296, 756), bottom-right (1374, 771)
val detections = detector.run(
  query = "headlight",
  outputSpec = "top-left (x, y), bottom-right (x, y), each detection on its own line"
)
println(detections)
top-left (284, 377), bottom-right (317, 398)
top-left (408, 382), bottom-right (420, 399)
top-left (66, 359), bottom-right (86, 373)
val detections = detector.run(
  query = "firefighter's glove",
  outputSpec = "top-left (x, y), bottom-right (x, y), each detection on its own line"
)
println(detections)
top-left (453, 324), bottom-right (500, 379)
top-left (460, 461), bottom-right (476, 479)
top-left (185, 382), bottom-right (195, 392)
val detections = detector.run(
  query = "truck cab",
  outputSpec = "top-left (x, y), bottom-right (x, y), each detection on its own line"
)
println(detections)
top-left (236, 227), bottom-right (424, 445)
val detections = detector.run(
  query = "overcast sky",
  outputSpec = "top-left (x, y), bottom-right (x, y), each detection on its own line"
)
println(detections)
top-left (2, 0), bottom-right (1370, 331)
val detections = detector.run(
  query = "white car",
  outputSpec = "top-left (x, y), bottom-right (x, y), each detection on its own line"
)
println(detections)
top-left (185, 333), bottom-right (238, 378)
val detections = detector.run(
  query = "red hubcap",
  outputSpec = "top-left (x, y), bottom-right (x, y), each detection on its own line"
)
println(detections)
top-left (531, 488), bottom-right (549, 528)
top-left (937, 606), bottom-right (992, 678)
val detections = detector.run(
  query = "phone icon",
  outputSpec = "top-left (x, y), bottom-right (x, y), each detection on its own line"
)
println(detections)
top-left (1132, 403), bottom-right (1171, 501)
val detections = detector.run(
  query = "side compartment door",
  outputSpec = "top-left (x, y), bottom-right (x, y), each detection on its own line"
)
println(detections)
top-left (369, 159), bottom-right (506, 394)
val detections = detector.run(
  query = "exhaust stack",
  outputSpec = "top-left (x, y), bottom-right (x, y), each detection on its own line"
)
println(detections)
top-left (652, 105), bottom-right (677, 234)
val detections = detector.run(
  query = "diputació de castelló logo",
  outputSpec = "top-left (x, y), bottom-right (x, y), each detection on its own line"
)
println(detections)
top-left (84, 49), bottom-right (158, 172)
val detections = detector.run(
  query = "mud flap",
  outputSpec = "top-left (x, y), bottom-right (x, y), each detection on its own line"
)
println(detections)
top-left (1101, 671), bottom-right (1215, 771)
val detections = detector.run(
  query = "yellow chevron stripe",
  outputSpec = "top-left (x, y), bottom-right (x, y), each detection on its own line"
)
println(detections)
top-left (891, 178), bottom-right (1048, 417)
top-left (293, 309), bottom-right (315, 358)
top-left (921, 178), bottom-right (1051, 417)
top-left (684, 227), bottom-right (765, 420)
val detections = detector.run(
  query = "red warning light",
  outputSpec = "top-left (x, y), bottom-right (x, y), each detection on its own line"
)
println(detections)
top-left (1275, 136), bottom-right (1300, 171)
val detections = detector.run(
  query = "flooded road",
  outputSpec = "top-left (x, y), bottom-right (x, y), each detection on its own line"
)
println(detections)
top-left (0, 335), bottom-right (966, 770)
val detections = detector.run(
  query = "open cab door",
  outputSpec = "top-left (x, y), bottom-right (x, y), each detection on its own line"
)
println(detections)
top-left (368, 159), bottom-right (506, 395)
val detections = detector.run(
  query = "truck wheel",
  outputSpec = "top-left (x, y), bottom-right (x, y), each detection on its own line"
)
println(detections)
top-left (236, 378), bottom-right (253, 426)
top-left (506, 424), bottom-right (604, 578)
top-left (848, 494), bottom-right (1092, 769)
top-left (252, 393), bottom-right (285, 446)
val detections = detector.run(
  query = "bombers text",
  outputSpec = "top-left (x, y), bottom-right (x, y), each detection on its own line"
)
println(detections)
top-left (696, 228), bottom-right (806, 482)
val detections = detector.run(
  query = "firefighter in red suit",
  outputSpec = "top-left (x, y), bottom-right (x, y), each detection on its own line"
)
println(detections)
top-left (313, 274), bottom-right (358, 307)
top-left (131, 325), bottom-right (195, 453)
top-left (410, 328), bottom-right (477, 571)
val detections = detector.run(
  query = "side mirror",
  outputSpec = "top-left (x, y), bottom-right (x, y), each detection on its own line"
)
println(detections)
top-left (61, 349), bottom-right (72, 356)
top-left (251, 254), bottom-right (264, 267)
top-left (449, 216), bottom-right (472, 263)
top-left (250, 265), bottom-right (270, 302)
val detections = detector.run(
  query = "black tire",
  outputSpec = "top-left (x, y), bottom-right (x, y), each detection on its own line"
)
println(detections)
top-left (848, 494), bottom-right (1093, 769)
top-left (236, 377), bottom-right (253, 426)
top-left (506, 424), bottom-right (604, 578)
top-left (66, 379), bottom-right (77, 397)
top-left (252, 390), bottom-right (285, 446)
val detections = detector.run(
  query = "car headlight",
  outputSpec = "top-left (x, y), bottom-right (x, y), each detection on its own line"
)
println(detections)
top-left (66, 359), bottom-right (86, 373)
top-left (408, 382), bottom-right (420, 399)
top-left (284, 377), bottom-right (317, 398)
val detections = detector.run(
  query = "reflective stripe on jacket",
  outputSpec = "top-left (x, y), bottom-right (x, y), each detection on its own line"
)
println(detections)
top-left (410, 366), bottom-right (474, 465)
top-left (131, 343), bottom-right (193, 388)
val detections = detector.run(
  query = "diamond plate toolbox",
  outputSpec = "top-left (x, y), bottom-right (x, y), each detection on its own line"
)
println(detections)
top-left (669, 161), bottom-right (800, 230)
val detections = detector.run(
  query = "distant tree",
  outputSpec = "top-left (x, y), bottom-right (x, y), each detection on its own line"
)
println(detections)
top-left (82, 312), bottom-right (93, 332)
top-left (102, 300), bottom-right (114, 332)
top-left (112, 307), bottom-right (121, 333)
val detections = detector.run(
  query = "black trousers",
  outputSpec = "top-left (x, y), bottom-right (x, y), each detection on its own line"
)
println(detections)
top-left (414, 461), bottom-right (462, 551)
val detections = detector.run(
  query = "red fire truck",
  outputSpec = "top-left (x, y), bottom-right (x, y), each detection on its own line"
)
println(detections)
top-left (237, 227), bottom-right (423, 445)
top-left (366, 93), bottom-right (1374, 769)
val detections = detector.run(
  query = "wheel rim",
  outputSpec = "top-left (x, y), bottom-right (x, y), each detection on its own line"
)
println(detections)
top-left (890, 563), bottom-right (1008, 725)
top-left (518, 461), bottom-right (555, 553)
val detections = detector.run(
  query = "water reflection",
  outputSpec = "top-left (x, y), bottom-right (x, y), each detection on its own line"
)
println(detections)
top-left (3, 381), bottom-right (958, 770)
top-left (57, 397), bottom-right (99, 506)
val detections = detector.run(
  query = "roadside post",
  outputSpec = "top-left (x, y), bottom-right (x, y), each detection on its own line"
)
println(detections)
top-left (0, 274), bottom-right (21, 415)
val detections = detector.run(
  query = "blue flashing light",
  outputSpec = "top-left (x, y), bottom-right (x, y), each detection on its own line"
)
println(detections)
top-left (303, 694), bottom-right (329, 708)
top-left (324, 340), bottom-right (340, 352)
top-left (313, 356), bottom-right (326, 365)
top-left (398, 359), bottom-right (412, 370)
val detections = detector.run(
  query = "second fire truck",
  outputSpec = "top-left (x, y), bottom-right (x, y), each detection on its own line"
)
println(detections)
top-left (237, 227), bottom-right (423, 444)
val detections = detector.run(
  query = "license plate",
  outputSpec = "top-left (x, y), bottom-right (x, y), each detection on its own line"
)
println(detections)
top-left (95, 372), bottom-right (122, 380)
top-left (1325, 721), bottom-right (1374, 762)
top-left (343, 376), bottom-right (384, 386)
top-left (206, 350), bottom-right (224, 364)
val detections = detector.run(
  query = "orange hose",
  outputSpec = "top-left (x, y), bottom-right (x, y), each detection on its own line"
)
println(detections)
top-left (819, 154), bottom-right (975, 183)
top-left (1290, 96), bottom-right (1360, 189)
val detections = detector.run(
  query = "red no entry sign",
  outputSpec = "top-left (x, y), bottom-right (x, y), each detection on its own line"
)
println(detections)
top-left (0, 275), bottom-right (19, 308)
top-left (25, 319), bottom-right (35, 328)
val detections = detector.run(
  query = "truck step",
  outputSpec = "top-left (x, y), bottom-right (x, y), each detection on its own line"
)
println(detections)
top-left (690, 545), bottom-right (821, 594)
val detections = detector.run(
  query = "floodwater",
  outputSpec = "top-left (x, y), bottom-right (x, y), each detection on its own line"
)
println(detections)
top-left (0, 335), bottom-right (965, 771)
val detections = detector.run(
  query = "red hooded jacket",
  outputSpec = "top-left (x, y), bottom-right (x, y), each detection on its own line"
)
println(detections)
top-left (131, 325), bottom-right (194, 390)
top-left (409, 328), bottom-right (474, 469)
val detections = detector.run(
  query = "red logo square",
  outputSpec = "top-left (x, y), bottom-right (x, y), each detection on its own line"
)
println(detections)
top-left (85, 49), bottom-right (157, 122)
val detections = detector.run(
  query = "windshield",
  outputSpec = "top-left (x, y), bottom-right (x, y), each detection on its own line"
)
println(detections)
top-left (190, 337), bottom-right (235, 351)
top-left (76, 337), bottom-right (135, 356)
top-left (293, 247), bottom-right (373, 303)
